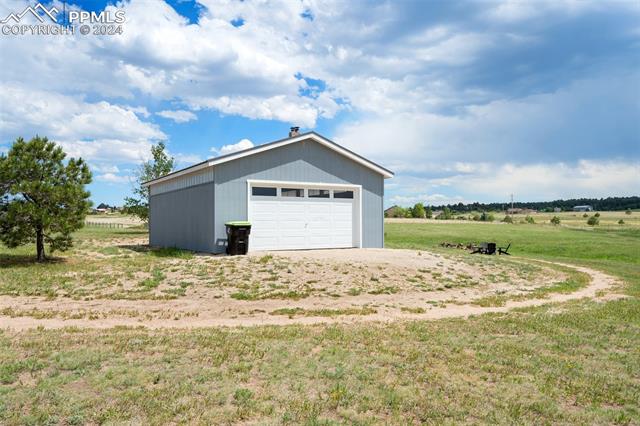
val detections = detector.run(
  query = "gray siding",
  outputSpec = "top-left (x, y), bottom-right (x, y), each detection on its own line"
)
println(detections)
top-left (213, 140), bottom-right (384, 251)
top-left (150, 168), bottom-right (214, 196)
top-left (149, 183), bottom-right (215, 252)
top-left (148, 138), bottom-right (386, 253)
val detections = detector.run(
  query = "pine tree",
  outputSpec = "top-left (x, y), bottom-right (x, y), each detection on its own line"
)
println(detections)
top-left (0, 136), bottom-right (92, 261)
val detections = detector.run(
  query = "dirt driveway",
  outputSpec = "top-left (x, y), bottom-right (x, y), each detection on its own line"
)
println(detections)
top-left (0, 247), bottom-right (622, 330)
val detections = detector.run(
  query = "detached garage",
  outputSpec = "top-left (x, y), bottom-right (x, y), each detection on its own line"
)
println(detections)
top-left (144, 130), bottom-right (394, 253)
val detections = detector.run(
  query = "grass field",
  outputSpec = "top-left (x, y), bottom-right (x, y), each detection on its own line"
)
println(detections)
top-left (385, 219), bottom-right (640, 297)
top-left (528, 210), bottom-right (639, 228)
top-left (1, 219), bottom-right (639, 424)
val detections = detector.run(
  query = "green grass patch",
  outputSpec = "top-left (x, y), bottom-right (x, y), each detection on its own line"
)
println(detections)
top-left (474, 266), bottom-right (591, 307)
top-left (385, 221), bottom-right (640, 297)
top-left (400, 307), bottom-right (426, 314)
top-left (149, 247), bottom-right (194, 259)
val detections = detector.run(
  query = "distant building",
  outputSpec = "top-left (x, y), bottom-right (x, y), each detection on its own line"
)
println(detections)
top-left (384, 205), bottom-right (401, 217)
top-left (553, 207), bottom-right (562, 213)
top-left (573, 205), bottom-right (593, 212)
top-left (93, 202), bottom-right (114, 213)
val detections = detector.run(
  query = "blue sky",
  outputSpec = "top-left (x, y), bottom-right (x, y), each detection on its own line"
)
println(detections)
top-left (0, 0), bottom-right (638, 207)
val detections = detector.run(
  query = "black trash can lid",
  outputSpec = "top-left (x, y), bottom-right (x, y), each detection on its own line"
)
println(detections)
top-left (225, 221), bottom-right (251, 227)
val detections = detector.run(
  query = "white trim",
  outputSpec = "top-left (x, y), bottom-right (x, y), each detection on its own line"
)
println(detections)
top-left (359, 186), bottom-right (363, 249)
top-left (246, 180), bottom-right (251, 232)
top-left (247, 179), bottom-right (361, 189)
top-left (144, 133), bottom-right (393, 187)
top-left (246, 179), bottom-right (363, 250)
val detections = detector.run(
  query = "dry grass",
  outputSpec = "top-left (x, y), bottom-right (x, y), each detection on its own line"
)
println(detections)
top-left (1, 299), bottom-right (638, 424)
top-left (0, 220), bottom-right (638, 424)
top-left (0, 228), bottom-right (570, 326)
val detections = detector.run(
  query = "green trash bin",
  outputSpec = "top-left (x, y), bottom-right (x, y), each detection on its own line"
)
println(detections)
top-left (225, 221), bottom-right (251, 255)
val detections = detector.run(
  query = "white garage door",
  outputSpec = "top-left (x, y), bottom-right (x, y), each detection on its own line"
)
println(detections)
top-left (248, 183), bottom-right (358, 251)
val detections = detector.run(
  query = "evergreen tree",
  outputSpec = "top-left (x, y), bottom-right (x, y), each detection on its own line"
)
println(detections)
top-left (0, 136), bottom-right (92, 261)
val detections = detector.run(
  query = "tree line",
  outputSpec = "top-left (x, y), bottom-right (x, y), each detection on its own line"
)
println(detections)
top-left (389, 197), bottom-right (639, 216)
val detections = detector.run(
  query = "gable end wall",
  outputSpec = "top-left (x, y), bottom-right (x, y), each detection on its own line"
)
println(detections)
top-left (213, 140), bottom-right (384, 251)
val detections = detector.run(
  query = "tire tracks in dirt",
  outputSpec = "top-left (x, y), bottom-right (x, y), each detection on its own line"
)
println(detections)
top-left (0, 260), bottom-right (626, 330)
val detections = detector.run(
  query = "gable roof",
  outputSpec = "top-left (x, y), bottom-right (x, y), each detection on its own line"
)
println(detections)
top-left (143, 131), bottom-right (394, 187)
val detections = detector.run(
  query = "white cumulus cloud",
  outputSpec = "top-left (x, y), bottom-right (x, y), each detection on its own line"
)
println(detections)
top-left (0, 84), bottom-right (164, 143)
top-left (156, 110), bottom-right (198, 123)
top-left (211, 138), bottom-right (254, 156)
top-left (95, 173), bottom-right (131, 184)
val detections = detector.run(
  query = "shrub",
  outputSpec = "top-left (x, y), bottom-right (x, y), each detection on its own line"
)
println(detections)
top-left (525, 215), bottom-right (535, 224)
top-left (583, 213), bottom-right (589, 218)
top-left (550, 216), bottom-right (561, 225)
top-left (618, 219), bottom-right (625, 225)
top-left (411, 202), bottom-right (426, 218)
top-left (436, 207), bottom-right (454, 220)
top-left (626, 209), bottom-right (632, 215)
top-left (425, 207), bottom-right (433, 219)
top-left (479, 212), bottom-right (494, 222)
top-left (587, 216), bottom-right (599, 226)
top-left (502, 215), bottom-right (513, 223)
top-left (472, 213), bottom-right (481, 221)
top-left (594, 212), bottom-right (600, 217)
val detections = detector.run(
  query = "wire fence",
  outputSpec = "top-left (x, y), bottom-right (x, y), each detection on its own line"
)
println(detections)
top-left (84, 222), bottom-right (127, 228)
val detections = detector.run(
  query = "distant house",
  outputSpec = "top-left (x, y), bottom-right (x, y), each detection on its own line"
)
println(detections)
top-left (573, 205), bottom-right (593, 212)
top-left (553, 207), bottom-right (562, 213)
top-left (94, 203), bottom-right (112, 213)
top-left (384, 205), bottom-right (403, 217)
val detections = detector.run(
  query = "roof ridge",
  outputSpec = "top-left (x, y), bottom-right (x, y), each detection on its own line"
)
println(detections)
top-left (143, 131), bottom-right (393, 186)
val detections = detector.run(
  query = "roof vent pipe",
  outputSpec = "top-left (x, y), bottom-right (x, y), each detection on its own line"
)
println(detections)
top-left (289, 126), bottom-right (300, 137)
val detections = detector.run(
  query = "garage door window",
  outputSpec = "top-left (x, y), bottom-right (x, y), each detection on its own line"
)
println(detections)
top-left (333, 190), bottom-right (354, 199)
top-left (281, 188), bottom-right (304, 197)
top-left (252, 186), bottom-right (277, 196)
top-left (308, 189), bottom-right (330, 198)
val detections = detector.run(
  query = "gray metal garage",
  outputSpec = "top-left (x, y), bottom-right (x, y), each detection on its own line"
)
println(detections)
top-left (144, 130), bottom-right (394, 253)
